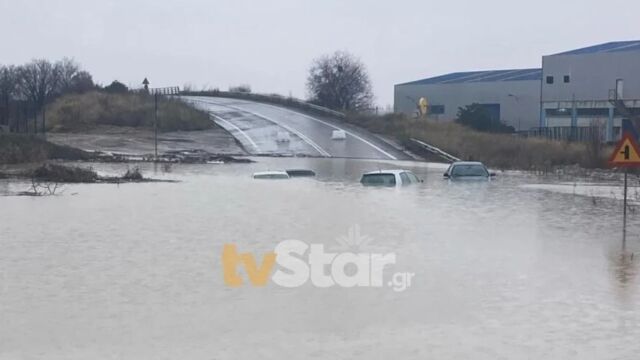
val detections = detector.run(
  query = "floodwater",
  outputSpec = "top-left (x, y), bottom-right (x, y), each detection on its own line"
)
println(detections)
top-left (1, 158), bottom-right (640, 359)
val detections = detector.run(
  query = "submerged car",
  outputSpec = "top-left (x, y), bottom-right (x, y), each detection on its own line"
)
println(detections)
top-left (276, 131), bottom-right (291, 143)
top-left (443, 161), bottom-right (495, 180)
top-left (331, 130), bottom-right (347, 140)
top-left (253, 171), bottom-right (290, 179)
top-left (285, 169), bottom-right (316, 177)
top-left (360, 169), bottom-right (421, 187)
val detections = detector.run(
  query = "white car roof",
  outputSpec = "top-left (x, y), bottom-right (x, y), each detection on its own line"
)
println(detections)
top-left (450, 161), bottom-right (485, 166)
top-left (362, 169), bottom-right (412, 176)
top-left (253, 171), bottom-right (289, 177)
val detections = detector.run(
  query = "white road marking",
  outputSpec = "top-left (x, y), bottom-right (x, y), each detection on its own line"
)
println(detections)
top-left (209, 113), bottom-right (261, 152)
top-left (247, 102), bottom-right (398, 160)
top-left (197, 98), bottom-right (332, 157)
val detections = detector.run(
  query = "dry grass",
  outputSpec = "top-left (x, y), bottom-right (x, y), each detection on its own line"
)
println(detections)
top-left (31, 163), bottom-right (98, 183)
top-left (346, 113), bottom-right (610, 170)
top-left (0, 134), bottom-right (92, 164)
top-left (46, 91), bottom-right (213, 132)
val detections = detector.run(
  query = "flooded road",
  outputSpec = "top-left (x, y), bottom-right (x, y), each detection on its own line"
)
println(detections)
top-left (183, 96), bottom-right (409, 160)
top-left (1, 158), bottom-right (640, 359)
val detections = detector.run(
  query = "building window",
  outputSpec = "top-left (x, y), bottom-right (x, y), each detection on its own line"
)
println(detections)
top-left (546, 76), bottom-right (554, 84)
top-left (564, 75), bottom-right (570, 83)
top-left (429, 105), bottom-right (445, 115)
top-left (545, 108), bottom-right (571, 117)
top-left (577, 108), bottom-right (608, 116)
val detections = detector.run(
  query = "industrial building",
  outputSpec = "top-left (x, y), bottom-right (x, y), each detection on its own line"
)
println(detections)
top-left (394, 69), bottom-right (542, 131)
top-left (541, 41), bottom-right (640, 141)
top-left (394, 40), bottom-right (640, 140)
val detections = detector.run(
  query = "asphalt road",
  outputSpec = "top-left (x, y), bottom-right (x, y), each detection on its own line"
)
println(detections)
top-left (182, 96), bottom-right (410, 160)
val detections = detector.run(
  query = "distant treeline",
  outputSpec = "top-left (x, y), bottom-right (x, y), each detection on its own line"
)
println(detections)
top-left (0, 58), bottom-right (131, 133)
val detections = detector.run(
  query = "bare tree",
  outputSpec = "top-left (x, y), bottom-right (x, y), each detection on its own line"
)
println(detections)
top-left (55, 58), bottom-right (80, 95)
top-left (17, 59), bottom-right (61, 133)
top-left (0, 65), bottom-right (19, 128)
top-left (19, 178), bottom-right (63, 197)
top-left (306, 51), bottom-right (374, 112)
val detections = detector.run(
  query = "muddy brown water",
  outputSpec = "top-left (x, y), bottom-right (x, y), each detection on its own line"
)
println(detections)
top-left (1, 158), bottom-right (639, 359)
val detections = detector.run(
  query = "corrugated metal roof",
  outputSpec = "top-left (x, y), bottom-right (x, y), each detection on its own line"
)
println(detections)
top-left (552, 41), bottom-right (640, 56)
top-left (397, 68), bottom-right (542, 86)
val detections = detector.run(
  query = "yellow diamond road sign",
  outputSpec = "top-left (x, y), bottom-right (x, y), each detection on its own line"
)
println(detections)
top-left (610, 133), bottom-right (640, 166)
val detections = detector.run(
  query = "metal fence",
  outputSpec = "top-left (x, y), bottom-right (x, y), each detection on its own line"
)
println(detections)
top-left (520, 126), bottom-right (613, 142)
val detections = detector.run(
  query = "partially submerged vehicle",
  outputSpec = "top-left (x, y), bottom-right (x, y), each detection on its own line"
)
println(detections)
top-left (276, 131), bottom-right (291, 143)
top-left (360, 169), bottom-right (421, 187)
top-left (331, 130), bottom-right (347, 140)
top-left (253, 171), bottom-right (290, 179)
top-left (285, 169), bottom-right (316, 177)
top-left (443, 161), bottom-right (495, 180)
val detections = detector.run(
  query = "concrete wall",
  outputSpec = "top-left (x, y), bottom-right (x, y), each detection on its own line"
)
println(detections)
top-left (394, 80), bottom-right (541, 131)
top-left (542, 51), bottom-right (640, 102)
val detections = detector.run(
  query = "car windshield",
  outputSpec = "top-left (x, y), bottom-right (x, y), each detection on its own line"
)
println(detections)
top-left (361, 173), bottom-right (396, 186)
top-left (451, 164), bottom-right (488, 177)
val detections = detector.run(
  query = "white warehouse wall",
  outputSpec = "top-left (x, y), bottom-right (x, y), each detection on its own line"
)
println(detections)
top-left (542, 51), bottom-right (640, 102)
top-left (394, 80), bottom-right (541, 131)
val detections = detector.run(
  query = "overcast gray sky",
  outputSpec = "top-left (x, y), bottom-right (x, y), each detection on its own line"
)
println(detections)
top-left (1, 0), bottom-right (638, 107)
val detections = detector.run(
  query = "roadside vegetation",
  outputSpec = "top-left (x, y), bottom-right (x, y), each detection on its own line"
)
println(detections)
top-left (9, 164), bottom-right (170, 196)
top-left (0, 58), bottom-right (213, 134)
top-left (456, 104), bottom-right (515, 133)
top-left (306, 51), bottom-right (374, 112)
top-left (0, 134), bottom-right (92, 164)
top-left (345, 112), bottom-right (610, 170)
top-left (45, 91), bottom-right (213, 132)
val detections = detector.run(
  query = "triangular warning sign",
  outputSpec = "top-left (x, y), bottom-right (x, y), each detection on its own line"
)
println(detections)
top-left (610, 132), bottom-right (640, 166)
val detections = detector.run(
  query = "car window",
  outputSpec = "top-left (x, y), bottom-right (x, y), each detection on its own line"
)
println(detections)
top-left (399, 172), bottom-right (411, 185)
top-left (407, 172), bottom-right (419, 183)
top-left (361, 173), bottom-right (396, 186)
top-left (445, 165), bottom-right (452, 175)
top-left (451, 164), bottom-right (489, 177)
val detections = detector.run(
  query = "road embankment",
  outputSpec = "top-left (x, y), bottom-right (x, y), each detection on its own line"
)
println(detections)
top-left (344, 113), bottom-right (611, 171)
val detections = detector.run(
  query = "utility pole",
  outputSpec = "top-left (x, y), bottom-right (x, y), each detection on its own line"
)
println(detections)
top-left (154, 92), bottom-right (158, 160)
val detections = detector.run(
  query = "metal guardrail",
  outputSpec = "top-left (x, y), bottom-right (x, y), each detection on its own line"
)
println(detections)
top-left (180, 90), bottom-right (346, 120)
top-left (410, 138), bottom-right (460, 163)
top-left (150, 86), bottom-right (180, 96)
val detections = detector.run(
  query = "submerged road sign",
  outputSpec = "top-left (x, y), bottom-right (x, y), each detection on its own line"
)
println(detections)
top-left (610, 133), bottom-right (640, 166)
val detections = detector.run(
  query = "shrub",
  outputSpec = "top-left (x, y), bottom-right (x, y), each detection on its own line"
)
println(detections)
top-left (0, 134), bottom-right (91, 164)
top-left (122, 167), bottom-right (144, 181)
top-left (229, 84), bottom-right (251, 93)
top-left (345, 113), bottom-right (609, 170)
top-left (45, 91), bottom-right (213, 132)
top-left (456, 103), bottom-right (515, 133)
top-left (103, 80), bottom-right (129, 94)
top-left (31, 163), bottom-right (98, 183)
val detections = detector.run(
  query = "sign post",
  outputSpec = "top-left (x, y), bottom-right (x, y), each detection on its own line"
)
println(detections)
top-left (609, 132), bottom-right (640, 225)
top-left (145, 85), bottom-right (181, 162)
